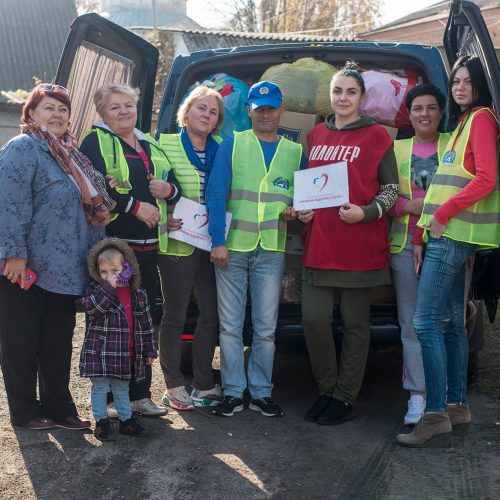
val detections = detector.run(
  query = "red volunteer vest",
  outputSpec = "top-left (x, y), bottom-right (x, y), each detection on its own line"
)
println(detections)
top-left (302, 122), bottom-right (393, 270)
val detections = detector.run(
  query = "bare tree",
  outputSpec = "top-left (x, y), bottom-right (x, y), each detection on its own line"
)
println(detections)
top-left (226, 0), bottom-right (381, 38)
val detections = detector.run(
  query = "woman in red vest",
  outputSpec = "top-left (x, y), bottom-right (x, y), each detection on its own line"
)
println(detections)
top-left (299, 61), bottom-right (399, 426)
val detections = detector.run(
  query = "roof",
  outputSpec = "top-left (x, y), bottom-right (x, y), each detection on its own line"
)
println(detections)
top-left (147, 28), bottom-right (350, 52)
top-left (363, 0), bottom-right (498, 35)
top-left (0, 0), bottom-right (76, 94)
top-left (105, 9), bottom-right (200, 30)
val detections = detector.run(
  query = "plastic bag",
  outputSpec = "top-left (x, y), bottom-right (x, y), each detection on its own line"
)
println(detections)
top-left (261, 58), bottom-right (337, 115)
top-left (182, 73), bottom-right (251, 139)
top-left (360, 69), bottom-right (424, 128)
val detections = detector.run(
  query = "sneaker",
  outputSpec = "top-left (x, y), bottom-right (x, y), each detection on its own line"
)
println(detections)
top-left (191, 384), bottom-right (224, 407)
top-left (404, 394), bottom-right (426, 425)
top-left (162, 386), bottom-right (194, 410)
top-left (317, 397), bottom-right (353, 426)
top-left (94, 418), bottom-right (115, 441)
top-left (54, 415), bottom-right (92, 430)
top-left (107, 402), bottom-right (118, 419)
top-left (119, 417), bottom-right (151, 437)
top-left (249, 397), bottom-right (284, 417)
top-left (131, 398), bottom-right (168, 417)
top-left (304, 395), bottom-right (333, 422)
top-left (212, 396), bottom-right (244, 417)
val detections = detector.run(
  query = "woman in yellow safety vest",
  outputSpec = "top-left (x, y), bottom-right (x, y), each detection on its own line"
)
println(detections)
top-left (80, 83), bottom-right (181, 419)
top-left (157, 86), bottom-right (225, 411)
top-left (397, 56), bottom-right (500, 447)
top-left (388, 83), bottom-right (449, 426)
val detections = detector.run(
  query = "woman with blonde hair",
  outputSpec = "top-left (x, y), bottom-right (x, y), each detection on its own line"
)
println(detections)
top-left (80, 82), bottom-right (181, 418)
top-left (157, 85), bottom-right (225, 410)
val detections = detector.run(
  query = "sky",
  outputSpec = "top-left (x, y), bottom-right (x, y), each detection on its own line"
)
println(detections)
top-left (186, 0), bottom-right (440, 30)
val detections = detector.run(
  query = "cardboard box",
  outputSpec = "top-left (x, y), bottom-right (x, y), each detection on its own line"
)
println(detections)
top-left (278, 110), bottom-right (319, 150)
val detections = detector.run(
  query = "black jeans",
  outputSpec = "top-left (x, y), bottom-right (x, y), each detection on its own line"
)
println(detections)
top-left (158, 249), bottom-right (219, 390)
top-left (128, 247), bottom-right (158, 401)
top-left (0, 277), bottom-right (78, 425)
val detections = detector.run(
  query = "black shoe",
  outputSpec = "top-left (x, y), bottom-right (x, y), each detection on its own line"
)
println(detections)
top-left (249, 397), bottom-right (284, 417)
top-left (119, 417), bottom-right (151, 437)
top-left (94, 418), bottom-right (115, 441)
top-left (317, 397), bottom-right (353, 426)
top-left (304, 395), bottom-right (333, 422)
top-left (212, 396), bottom-right (244, 417)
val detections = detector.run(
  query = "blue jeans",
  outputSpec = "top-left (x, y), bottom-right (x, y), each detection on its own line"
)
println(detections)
top-left (91, 377), bottom-right (132, 421)
top-left (413, 236), bottom-right (475, 412)
top-left (215, 247), bottom-right (285, 399)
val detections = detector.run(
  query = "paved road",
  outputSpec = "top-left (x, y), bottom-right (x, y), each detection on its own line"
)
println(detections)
top-left (1, 318), bottom-right (499, 499)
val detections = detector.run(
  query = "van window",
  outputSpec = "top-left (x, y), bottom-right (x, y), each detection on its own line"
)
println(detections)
top-left (67, 41), bottom-right (135, 140)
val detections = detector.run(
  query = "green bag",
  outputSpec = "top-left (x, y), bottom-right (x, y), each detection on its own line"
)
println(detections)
top-left (261, 58), bottom-right (337, 115)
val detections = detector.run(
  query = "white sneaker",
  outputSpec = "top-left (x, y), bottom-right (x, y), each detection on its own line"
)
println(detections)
top-left (107, 402), bottom-right (118, 419)
top-left (191, 384), bottom-right (224, 407)
top-left (162, 386), bottom-right (194, 410)
top-left (404, 394), bottom-right (426, 425)
top-left (131, 398), bottom-right (168, 417)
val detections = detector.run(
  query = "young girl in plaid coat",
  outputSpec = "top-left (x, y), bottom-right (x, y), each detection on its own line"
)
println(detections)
top-left (80, 238), bottom-right (158, 440)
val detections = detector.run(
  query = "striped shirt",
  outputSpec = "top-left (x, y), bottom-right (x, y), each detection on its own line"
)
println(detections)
top-left (195, 150), bottom-right (207, 204)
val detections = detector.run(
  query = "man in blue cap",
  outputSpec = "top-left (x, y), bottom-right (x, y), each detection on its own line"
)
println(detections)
top-left (206, 81), bottom-right (304, 417)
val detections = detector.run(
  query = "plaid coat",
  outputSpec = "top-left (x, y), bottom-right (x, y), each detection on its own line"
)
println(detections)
top-left (79, 280), bottom-right (157, 381)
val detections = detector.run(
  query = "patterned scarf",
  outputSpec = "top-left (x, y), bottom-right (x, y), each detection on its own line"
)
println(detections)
top-left (21, 121), bottom-right (115, 226)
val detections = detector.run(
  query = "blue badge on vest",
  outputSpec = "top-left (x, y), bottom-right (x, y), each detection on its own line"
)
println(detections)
top-left (442, 151), bottom-right (456, 165)
top-left (273, 177), bottom-right (289, 190)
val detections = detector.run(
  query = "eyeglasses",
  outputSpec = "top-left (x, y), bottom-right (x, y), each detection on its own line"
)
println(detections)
top-left (38, 83), bottom-right (68, 94)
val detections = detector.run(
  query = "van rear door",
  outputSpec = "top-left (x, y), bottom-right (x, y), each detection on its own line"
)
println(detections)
top-left (55, 13), bottom-right (158, 140)
top-left (444, 0), bottom-right (500, 111)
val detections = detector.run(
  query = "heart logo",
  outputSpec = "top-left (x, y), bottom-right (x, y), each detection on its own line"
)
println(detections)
top-left (313, 173), bottom-right (328, 192)
top-left (193, 213), bottom-right (209, 228)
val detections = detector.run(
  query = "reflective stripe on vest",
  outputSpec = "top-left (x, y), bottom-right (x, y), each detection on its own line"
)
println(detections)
top-left (158, 133), bottom-right (221, 256)
top-left (389, 133), bottom-right (450, 253)
top-left (418, 108), bottom-right (500, 249)
top-left (227, 130), bottom-right (302, 252)
top-left (88, 128), bottom-right (172, 253)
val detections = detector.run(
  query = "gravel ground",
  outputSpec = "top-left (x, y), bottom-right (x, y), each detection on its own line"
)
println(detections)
top-left (0, 309), bottom-right (499, 499)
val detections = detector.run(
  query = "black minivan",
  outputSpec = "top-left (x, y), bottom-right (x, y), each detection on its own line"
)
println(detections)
top-left (57, 0), bottom-right (499, 366)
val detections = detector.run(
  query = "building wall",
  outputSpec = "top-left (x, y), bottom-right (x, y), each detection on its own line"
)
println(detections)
top-left (360, 6), bottom-right (500, 49)
top-left (102, 0), bottom-right (186, 14)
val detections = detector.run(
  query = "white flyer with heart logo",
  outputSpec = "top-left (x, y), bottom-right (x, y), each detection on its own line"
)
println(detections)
top-left (293, 162), bottom-right (349, 210)
top-left (169, 197), bottom-right (232, 252)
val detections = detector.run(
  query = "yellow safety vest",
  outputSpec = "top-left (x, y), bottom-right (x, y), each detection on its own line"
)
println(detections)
top-left (84, 128), bottom-right (172, 253)
top-left (389, 133), bottom-right (450, 253)
top-left (227, 130), bottom-right (302, 252)
top-left (418, 108), bottom-right (500, 249)
top-left (158, 133), bottom-right (222, 256)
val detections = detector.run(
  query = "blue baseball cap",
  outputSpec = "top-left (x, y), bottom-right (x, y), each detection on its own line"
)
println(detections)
top-left (247, 81), bottom-right (283, 110)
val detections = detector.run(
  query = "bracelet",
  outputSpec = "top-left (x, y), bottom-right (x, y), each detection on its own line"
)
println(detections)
top-left (165, 182), bottom-right (174, 199)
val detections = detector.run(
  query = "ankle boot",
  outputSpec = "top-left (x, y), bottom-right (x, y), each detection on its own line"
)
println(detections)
top-left (397, 411), bottom-right (452, 448)
top-left (447, 404), bottom-right (471, 436)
